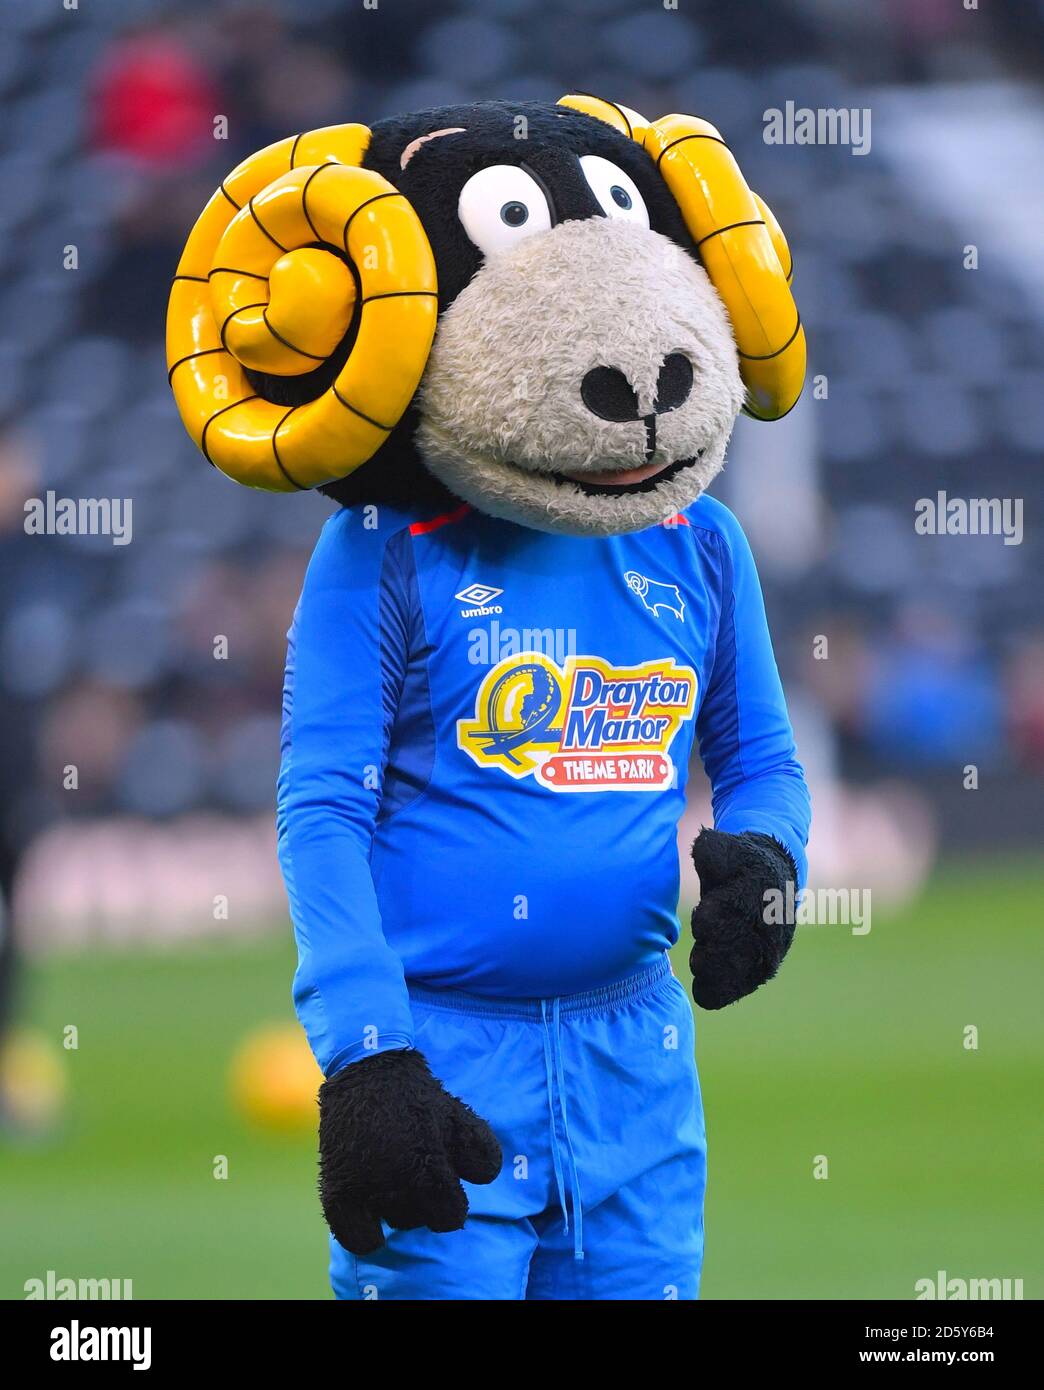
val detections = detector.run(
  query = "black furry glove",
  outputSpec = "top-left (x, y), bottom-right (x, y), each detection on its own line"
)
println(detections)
top-left (689, 827), bottom-right (799, 1010)
top-left (317, 1048), bottom-right (502, 1255)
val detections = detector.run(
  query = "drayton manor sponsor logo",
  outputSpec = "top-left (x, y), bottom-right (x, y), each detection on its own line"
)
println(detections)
top-left (457, 651), bottom-right (697, 791)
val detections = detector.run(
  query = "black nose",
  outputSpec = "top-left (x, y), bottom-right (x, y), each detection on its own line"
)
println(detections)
top-left (580, 354), bottom-right (693, 421)
top-left (580, 365), bottom-right (639, 422)
top-left (655, 353), bottom-right (694, 413)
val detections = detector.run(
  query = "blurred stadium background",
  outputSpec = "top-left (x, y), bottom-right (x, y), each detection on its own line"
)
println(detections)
top-left (0, 0), bottom-right (1041, 1300)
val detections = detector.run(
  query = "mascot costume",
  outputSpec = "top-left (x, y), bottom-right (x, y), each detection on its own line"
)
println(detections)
top-left (167, 95), bottom-right (811, 1301)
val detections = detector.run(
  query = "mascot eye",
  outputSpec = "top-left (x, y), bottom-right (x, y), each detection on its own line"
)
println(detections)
top-left (579, 155), bottom-right (649, 227)
top-left (458, 165), bottom-right (552, 255)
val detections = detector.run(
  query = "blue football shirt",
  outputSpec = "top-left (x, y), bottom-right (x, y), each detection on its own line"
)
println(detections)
top-left (277, 494), bottom-right (810, 1074)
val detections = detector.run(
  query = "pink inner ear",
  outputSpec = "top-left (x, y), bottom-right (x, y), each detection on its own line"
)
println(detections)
top-left (400, 126), bottom-right (467, 170)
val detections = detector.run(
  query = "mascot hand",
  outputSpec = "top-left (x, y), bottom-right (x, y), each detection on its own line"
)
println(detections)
top-left (318, 1048), bottom-right (502, 1255)
top-left (689, 827), bottom-right (799, 1010)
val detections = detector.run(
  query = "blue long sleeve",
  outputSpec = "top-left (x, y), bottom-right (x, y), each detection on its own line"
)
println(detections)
top-left (277, 509), bottom-right (415, 1076)
top-left (692, 501), bottom-right (811, 886)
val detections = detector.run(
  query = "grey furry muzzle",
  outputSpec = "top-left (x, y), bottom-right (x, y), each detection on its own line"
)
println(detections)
top-left (416, 217), bottom-right (745, 536)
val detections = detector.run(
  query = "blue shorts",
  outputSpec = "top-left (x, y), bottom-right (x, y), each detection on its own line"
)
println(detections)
top-left (330, 955), bottom-right (707, 1300)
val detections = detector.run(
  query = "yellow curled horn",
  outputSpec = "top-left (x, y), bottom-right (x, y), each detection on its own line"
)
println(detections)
top-left (559, 96), bottom-right (805, 421)
top-left (166, 124), bottom-right (438, 491)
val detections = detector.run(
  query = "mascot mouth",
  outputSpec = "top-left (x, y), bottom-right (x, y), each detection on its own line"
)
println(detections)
top-left (553, 451), bottom-right (703, 497)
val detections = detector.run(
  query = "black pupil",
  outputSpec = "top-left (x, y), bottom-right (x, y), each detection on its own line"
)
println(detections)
top-left (611, 185), bottom-right (631, 209)
top-left (501, 201), bottom-right (528, 226)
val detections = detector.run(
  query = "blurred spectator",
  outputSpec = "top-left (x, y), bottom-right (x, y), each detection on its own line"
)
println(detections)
top-left (91, 28), bottom-right (222, 166)
top-left (1007, 637), bottom-right (1044, 771)
top-left (863, 612), bottom-right (1004, 767)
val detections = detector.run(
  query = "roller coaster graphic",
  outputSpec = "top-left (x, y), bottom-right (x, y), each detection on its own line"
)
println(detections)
top-left (465, 662), bottom-right (564, 767)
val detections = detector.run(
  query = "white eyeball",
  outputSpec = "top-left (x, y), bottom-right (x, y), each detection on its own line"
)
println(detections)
top-left (579, 155), bottom-right (649, 227)
top-left (458, 164), bottom-right (553, 257)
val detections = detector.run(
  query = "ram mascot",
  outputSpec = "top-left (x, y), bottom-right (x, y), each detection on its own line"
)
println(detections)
top-left (167, 95), bottom-right (811, 1301)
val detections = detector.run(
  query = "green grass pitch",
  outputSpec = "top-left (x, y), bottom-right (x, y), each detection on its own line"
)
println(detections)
top-left (1, 857), bottom-right (1040, 1299)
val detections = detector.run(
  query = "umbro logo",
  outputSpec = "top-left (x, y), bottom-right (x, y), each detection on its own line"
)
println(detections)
top-left (456, 582), bottom-right (504, 617)
top-left (456, 583), bottom-right (503, 606)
